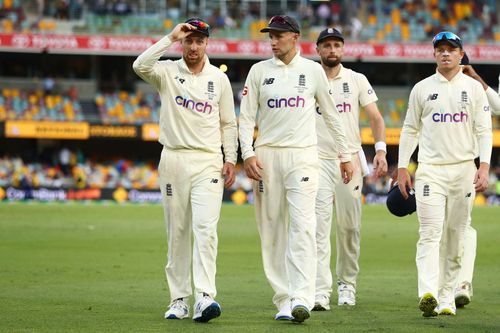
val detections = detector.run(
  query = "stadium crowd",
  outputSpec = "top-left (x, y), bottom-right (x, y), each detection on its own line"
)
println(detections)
top-left (1, 152), bottom-right (499, 199)
top-left (0, 87), bottom-right (84, 122)
top-left (1, 0), bottom-right (499, 43)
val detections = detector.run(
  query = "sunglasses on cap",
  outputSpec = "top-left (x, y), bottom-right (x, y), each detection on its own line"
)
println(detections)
top-left (269, 15), bottom-right (299, 33)
top-left (188, 19), bottom-right (210, 30)
top-left (432, 31), bottom-right (462, 47)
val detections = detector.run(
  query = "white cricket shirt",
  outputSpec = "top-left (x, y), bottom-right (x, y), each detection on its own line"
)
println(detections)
top-left (399, 70), bottom-right (492, 167)
top-left (316, 65), bottom-right (378, 159)
top-left (239, 51), bottom-right (350, 162)
top-left (133, 35), bottom-right (238, 164)
top-left (485, 87), bottom-right (500, 116)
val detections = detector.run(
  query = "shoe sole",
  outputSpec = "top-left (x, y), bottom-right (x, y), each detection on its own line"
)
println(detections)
top-left (193, 303), bottom-right (221, 323)
top-left (166, 314), bottom-right (188, 319)
top-left (439, 309), bottom-right (456, 316)
top-left (275, 315), bottom-right (293, 321)
top-left (455, 294), bottom-right (470, 308)
top-left (291, 306), bottom-right (310, 323)
top-left (338, 300), bottom-right (355, 306)
top-left (419, 293), bottom-right (438, 318)
top-left (312, 304), bottom-right (328, 311)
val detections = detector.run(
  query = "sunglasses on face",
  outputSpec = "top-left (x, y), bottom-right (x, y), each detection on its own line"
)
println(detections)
top-left (188, 20), bottom-right (210, 31)
top-left (433, 31), bottom-right (461, 45)
top-left (269, 15), bottom-right (298, 33)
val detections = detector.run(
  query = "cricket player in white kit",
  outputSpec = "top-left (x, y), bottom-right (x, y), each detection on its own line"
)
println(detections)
top-left (454, 64), bottom-right (500, 308)
top-left (397, 31), bottom-right (492, 317)
top-left (133, 18), bottom-right (238, 322)
top-left (313, 28), bottom-right (388, 310)
top-left (239, 15), bottom-right (353, 323)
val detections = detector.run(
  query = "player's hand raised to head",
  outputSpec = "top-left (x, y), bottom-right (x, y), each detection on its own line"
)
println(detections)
top-left (243, 156), bottom-right (263, 181)
top-left (168, 23), bottom-right (198, 42)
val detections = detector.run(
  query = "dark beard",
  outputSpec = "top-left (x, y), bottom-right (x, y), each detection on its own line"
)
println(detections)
top-left (322, 58), bottom-right (341, 68)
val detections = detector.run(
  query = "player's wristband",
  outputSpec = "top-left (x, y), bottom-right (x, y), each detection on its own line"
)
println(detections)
top-left (374, 141), bottom-right (387, 153)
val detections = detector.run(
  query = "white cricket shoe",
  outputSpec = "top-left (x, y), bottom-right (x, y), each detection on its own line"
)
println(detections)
top-left (193, 293), bottom-right (221, 322)
top-left (290, 298), bottom-right (310, 323)
top-left (275, 299), bottom-right (293, 321)
top-left (164, 298), bottom-right (189, 319)
top-left (455, 282), bottom-right (472, 308)
top-left (313, 295), bottom-right (330, 311)
top-left (338, 284), bottom-right (356, 306)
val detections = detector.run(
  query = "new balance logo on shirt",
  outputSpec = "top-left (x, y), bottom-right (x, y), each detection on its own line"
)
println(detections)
top-left (174, 75), bottom-right (185, 84)
top-left (427, 93), bottom-right (439, 101)
top-left (262, 78), bottom-right (275, 85)
top-left (300, 177), bottom-right (309, 182)
top-left (210, 178), bottom-right (219, 184)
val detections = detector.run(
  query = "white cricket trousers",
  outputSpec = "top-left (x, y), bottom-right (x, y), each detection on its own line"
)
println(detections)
top-left (456, 218), bottom-right (477, 294)
top-left (414, 161), bottom-right (476, 305)
top-left (253, 146), bottom-right (319, 310)
top-left (315, 153), bottom-right (363, 298)
top-left (158, 147), bottom-right (224, 302)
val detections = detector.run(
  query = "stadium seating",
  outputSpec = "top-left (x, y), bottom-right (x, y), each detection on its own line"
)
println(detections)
top-left (0, 88), bottom-right (84, 122)
top-left (1, 1), bottom-right (499, 44)
top-left (95, 90), bottom-right (159, 124)
top-left (0, 155), bottom-right (159, 190)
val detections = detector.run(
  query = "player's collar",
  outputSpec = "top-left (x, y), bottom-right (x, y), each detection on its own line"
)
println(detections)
top-left (179, 54), bottom-right (210, 74)
top-left (435, 67), bottom-right (463, 82)
top-left (332, 64), bottom-right (345, 80)
top-left (273, 49), bottom-right (301, 66)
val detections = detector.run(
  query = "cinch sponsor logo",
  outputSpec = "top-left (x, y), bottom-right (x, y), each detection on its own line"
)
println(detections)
top-left (175, 96), bottom-right (213, 114)
top-left (432, 111), bottom-right (468, 123)
top-left (316, 102), bottom-right (351, 114)
top-left (337, 102), bottom-right (352, 113)
top-left (267, 96), bottom-right (305, 108)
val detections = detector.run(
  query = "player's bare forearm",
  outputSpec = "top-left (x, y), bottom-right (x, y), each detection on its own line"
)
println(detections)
top-left (365, 102), bottom-right (386, 142)
top-left (462, 65), bottom-right (488, 90)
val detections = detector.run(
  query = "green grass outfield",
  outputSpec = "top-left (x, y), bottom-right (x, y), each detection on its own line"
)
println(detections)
top-left (1, 203), bottom-right (499, 333)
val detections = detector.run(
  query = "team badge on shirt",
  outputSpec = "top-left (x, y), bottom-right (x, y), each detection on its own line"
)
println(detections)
top-left (457, 90), bottom-right (470, 113)
top-left (205, 80), bottom-right (217, 101)
top-left (294, 74), bottom-right (308, 93)
top-left (461, 91), bottom-right (468, 103)
top-left (341, 82), bottom-right (352, 98)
